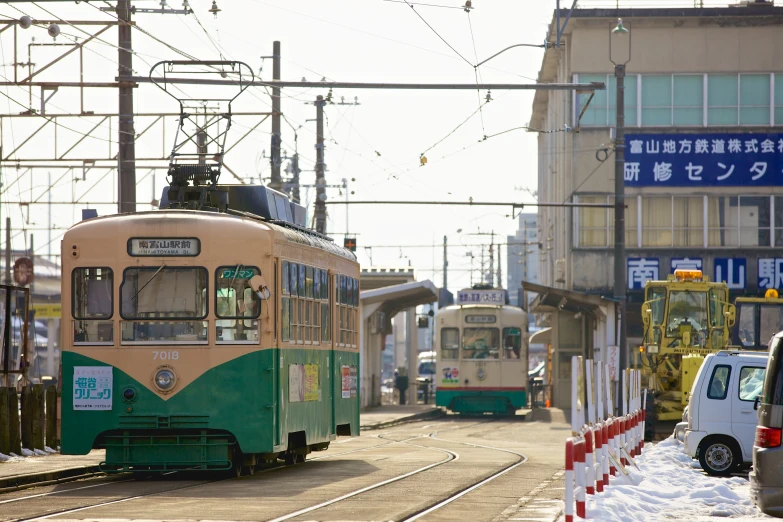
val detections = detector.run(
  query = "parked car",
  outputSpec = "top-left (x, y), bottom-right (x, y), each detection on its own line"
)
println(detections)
top-left (750, 332), bottom-right (783, 518)
top-left (684, 350), bottom-right (768, 476)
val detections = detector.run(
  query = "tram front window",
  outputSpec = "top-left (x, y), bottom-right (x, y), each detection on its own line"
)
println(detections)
top-left (503, 327), bottom-right (521, 359)
top-left (216, 266), bottom-right (261, 344)
top-left (462, 328), bottom-right (499, 359)
top-left (440, 328), bottom-right (459, 360)
top-left (120, 267), bottom-right (208, 344)
top-left (72, 267), bottom-right (114, 344)
top-left (666, 291), bottom-right (708, 345)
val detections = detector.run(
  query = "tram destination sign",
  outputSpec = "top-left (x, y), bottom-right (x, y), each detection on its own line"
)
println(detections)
top-left (465, 315), bottom-right (497, 324)
top-left (128, 238), bottom-right (200, 257)
top-left (457, 289), bottom-right (506, 305)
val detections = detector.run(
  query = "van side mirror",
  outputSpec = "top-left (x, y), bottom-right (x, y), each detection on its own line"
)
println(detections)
top-left (754, 395), bottom-right (761, 410)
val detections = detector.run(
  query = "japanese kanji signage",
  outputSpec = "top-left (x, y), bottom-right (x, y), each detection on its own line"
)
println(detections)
top-left (628, 258), bottom-right (659, 290)
top-left (128, 238), bottom-right (200, 256)
top-left (457, 290), bottom-right (505, 304)
top-left (670, 257), bottom-right (702, 274)
top-left (714, 258), bottom-right (746, 290)
top-left (758, 258), bottom-right (783, 290)
top-left (73, 366), bottom-right (113, 410)
top-left (624, 133), bottom-right (783, 187)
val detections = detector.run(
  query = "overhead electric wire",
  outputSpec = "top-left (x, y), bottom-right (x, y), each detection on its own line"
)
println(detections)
top-left (401, 0), bottom-right (472, 67)
top-left (466, 11), bottom-right (485, 137)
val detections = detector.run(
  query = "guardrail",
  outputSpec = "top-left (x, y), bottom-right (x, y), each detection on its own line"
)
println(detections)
top-left (564, 357), bottom-right (646, 521)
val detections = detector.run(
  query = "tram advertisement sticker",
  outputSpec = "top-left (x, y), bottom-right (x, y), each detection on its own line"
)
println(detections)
top-left (341, 366), bottom-right (357, 399)
top-left (289, 364), bottom-right (320, 402)
top-left (441, 367), bottom-right (459, 386)
top-left (73, 366), bottom-right (113, 410)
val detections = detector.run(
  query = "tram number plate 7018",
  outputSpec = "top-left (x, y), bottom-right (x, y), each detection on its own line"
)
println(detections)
top-left (153, 351), bottom-right (179, 360)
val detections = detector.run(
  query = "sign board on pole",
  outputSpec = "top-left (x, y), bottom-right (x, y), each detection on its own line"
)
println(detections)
top-left (607, 345), bottom-right (619, 382)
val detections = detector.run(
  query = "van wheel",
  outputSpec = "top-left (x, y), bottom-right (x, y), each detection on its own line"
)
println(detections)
top-left (699, 437), bottom-right (740, 476)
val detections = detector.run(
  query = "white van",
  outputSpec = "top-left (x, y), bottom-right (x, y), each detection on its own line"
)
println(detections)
top-left (684, 351), bottom-right (768, 476)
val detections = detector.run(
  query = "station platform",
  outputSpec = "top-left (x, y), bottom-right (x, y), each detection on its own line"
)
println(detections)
top-left (360, 404), bottom-right (444, 430)
top-left (0, 450), bottom-right (105, 491)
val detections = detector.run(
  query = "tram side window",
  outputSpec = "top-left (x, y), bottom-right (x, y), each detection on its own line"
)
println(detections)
top-left (336, 274), bottom-right (359, 348)
top-left (72, 268), bottom-right (114, 344)
top-left (215, 266), bottom-right (261, 344)
top-left (462, 328), bottom-right (500, 359)
top-left (502, 327), bottom-right (522, 359)
top-left (440, 328), bottom-right (459, 360)
top-left (281, 261), bottom-right (328, 344)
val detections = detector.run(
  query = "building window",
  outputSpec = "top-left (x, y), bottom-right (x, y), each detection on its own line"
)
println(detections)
top-left (641, 75), bottom-right (672, 126)
top-left (707, 74), bottom-right (738, 126)
top-left (576, 194), bottom-right (781, 249)
top-left (575, 73), bottom-right (783, 127)
top-left (673, 75), bottom-right (703, 126)
top-left (740, 74), bottom-right (770, 126)
top-left (576, 74), bottom-right (609, 126)
top-left (673, 196), bottom-right (704, 247)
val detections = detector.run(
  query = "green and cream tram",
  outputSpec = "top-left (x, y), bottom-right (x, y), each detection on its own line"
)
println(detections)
top-left (435, 288), bottom-right (528, 415)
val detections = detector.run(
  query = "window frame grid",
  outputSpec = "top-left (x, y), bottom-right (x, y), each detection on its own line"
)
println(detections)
top-left (574, 72), bottom-right (780, 128)
top-left (575, 193), bottom-right (782, 249)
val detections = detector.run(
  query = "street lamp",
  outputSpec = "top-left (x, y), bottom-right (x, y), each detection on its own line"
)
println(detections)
top-left (609, 18), bottom-right (631, 415)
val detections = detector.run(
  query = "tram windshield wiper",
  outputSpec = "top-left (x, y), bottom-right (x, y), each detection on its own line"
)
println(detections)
top-left (229, 263), bottom-right (243, 290)
top-left (133, 264), bottom-right (167, 301)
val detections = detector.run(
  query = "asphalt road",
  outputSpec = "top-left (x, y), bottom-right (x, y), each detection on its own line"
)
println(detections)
top-left (0, 414), bottom-right (569, 522)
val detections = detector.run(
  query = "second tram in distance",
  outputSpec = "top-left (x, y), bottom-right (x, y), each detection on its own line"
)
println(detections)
top-left (435, 287), bottom-right (528, 415)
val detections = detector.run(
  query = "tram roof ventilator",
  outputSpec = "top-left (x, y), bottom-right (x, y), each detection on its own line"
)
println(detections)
top-left (151, 60), bottom-right (320, 240)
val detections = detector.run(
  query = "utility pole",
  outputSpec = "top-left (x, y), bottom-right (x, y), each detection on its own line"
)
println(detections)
top-left (488, 231), bottom-right (495, 286)
top-left (497, 243), bottom-right (502, 288)
top-left (443, 235), bottom-right (448, 290)
top-left (117, 0), bottom-right (136, 214)
top-left (270, 41), bottom-right (282, 192)
top-left (314, 95), bottom-right (327, 234)
top-left (291, 153), bottom-right (300, 203)
top-left (5, 217), bottom-right (10, 284)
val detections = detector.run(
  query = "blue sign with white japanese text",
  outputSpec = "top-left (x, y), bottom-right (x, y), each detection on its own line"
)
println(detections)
top-left (758, 258), bottom-right (783, 290)
top-left (670, 257), bottom-right (702, 274)
top-left (624, 134), bottom-right (783, 187)
top-left (714, 258), bottom-right (746, 290)
top-left (628, 258), bottom-right (659, 290)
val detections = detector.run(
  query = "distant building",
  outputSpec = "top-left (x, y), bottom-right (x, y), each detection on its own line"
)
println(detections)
top-left (530, 1), bottom-right (783, 408)
top-left (507, 213), bottom-right (539, 308)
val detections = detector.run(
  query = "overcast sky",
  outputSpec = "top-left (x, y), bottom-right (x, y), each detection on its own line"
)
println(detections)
top-left (0, 0), bottom-right (565, 294)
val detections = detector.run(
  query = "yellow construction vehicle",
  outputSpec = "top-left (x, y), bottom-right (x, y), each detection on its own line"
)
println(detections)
top-left (640, 269), bottom-right (735, 439)
top-left (731, 289), bottom-right (783, 351)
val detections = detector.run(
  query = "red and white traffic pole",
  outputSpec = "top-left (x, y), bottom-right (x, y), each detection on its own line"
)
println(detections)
top-left (565, 437), bottom-right (575, 522)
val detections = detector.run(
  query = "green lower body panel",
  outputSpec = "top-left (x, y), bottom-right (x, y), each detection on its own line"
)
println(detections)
top-left (100, 431), bottom-right (234, 472)
top-left (436, 388), bottom-right (526, 415)
top-left (62, 347), bottom-right (360, 472)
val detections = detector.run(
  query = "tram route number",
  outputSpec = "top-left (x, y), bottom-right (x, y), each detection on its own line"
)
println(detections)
top-left (153, 351), bottom-right (179, 360)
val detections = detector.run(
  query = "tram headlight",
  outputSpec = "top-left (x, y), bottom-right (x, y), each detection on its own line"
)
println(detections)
top-left (154, 368), bottom-right (177, 392)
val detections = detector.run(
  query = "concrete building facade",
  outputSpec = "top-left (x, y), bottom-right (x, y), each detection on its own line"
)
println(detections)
top-left (530, 2), bottom-right (783, 407)
top-left (533, 5), bottom-right (783, 324)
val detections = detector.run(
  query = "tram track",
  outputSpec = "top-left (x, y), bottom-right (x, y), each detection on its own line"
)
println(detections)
top-left (4, 417), bottom-right (513, 522)
top-left (264, 420), bottom-right (529, 522)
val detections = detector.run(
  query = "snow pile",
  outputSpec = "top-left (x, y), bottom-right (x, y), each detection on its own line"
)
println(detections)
top-left (0, 447), bottom-right (60, 463)
top-left (568, 437), bottom-right (767, 521)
